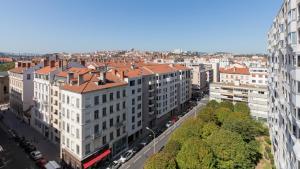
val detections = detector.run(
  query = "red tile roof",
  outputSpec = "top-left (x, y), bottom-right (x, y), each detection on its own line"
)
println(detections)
top-left (219, 67), bottom-right (249, 75)
top-left (8, 67), bottom-right (24, 74)
top-left (61, 71), bottom-right (127, 94)
top-left (35, 66), bottom-right (57, 75)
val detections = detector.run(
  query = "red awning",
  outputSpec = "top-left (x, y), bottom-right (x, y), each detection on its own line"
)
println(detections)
top-left (83, 149), bottom-right (111, 169)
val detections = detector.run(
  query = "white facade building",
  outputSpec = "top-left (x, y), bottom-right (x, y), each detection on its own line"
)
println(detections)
top-left (268, 0), bottom-right (300, 168)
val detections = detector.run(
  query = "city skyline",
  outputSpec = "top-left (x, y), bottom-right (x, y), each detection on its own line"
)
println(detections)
top-left (1, 0), bottom-right (281, 54)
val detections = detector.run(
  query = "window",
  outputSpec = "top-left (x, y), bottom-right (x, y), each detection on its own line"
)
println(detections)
top-left (102, 94), bottom-right (107, 103)
top-left (132, 99), bottom-right (135, 105)
top-left (67, 96), bottom-right (70, 104)
top-left (123, 90), bottom-right (126, 97)
top-left (117, 91), bottom-right (120, 99)
top-left (3, 86), bottom-right (7, 94)
top-left (138, 79), bottom-right (142, 84)
top-left (94, 124), bottom-right (99, 134)
top-left (94, 96), bottom-right (99, 105)
top-left (298, 55), bottom-right (300, 67)
top-left (117, 129), bottom-right (120, 137)
top-left (110, 118), bottom-right (114, 127)
top-left (130, 80), bottom-right (135, 86)
top-left (132, 90), bottom-right (135, 94)
top-left (117, 103), bottom-right (120, 111)
top-left (76, 114), bottom-right (80, 123)
top-left (110, 93), bottom-right (113, 101)
top-left (102, 136), bottom-right (107, 144)
top-left (138, 120), bottom-right (141, 127)
top-left (132, 116), bottom-right (135, 123)
top-left (85, 144), bottom-right (90, 155)
top-left (102, 121), bottom-right (107, 130)
top-left (132, 107), bottom-right (135, 114)
top-left (110, 105), bottom-right (113, 114)
top-left (110, 132), bottom-right (114, 141)
top-left (298, 81), bottom-right (300, 93)
top-left (123, 101), bottom-right (126, 108)
top-left (102, 107), bottom-right (107, 117)
top-left (76, 145), bottom-right (80, 154)
top-left (27, 74), bottom-right (31, 80)
top-left (76, 129), bottom-right (79, 139)
top-left (123, 113), bottom-right (126, 121)
top-left (94, 110), bottom-right (99, 119)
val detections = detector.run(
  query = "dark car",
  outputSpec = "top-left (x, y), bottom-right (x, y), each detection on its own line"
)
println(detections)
top-left (25, 144), bottom-right (37, 153)
top-left (20, 140), bottom-right (31, 148)
top-left (133, 143), bottom-right (145, 152)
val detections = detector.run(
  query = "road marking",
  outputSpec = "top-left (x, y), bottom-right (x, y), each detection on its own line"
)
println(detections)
top-left (133, 155), bottom-right (141, 163)
top-left (145, 147), bottom-right (151, 153)
top-left (125, 165), bottom-right (130, 169)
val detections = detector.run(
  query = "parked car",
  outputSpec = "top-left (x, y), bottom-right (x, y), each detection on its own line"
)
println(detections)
top-left (154, 129), bottom-right (163, 136)
top-left (106, 160), bottom-right (121, 169)
top-left (133, 143), bottom-right (144, 152)
top-left (119, 150), bottom-right (135, 163)
top-left (25, 144), bottom-right (37, 153)
top-left (20, 140), bottom-right (31, 148)
top-left (30, 151), bottom-right (43, 160)
top-left (166, 121), bottom-right (173, 128)
top-left (36, 158), bottom-right (47, 169)
top-left (178, 114), bottom-right (183, 118)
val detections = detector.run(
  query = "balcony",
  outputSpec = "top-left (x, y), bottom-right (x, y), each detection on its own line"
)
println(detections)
top-left (115, 121), bottom-right (125, 128)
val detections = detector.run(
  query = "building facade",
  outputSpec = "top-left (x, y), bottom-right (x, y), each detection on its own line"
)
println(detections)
top-left (268, 0), bottom-right (300, 168)
top-left (0, 72), bottom-right (9, 104)
top-left (209, 82), bottom-right (268, 121)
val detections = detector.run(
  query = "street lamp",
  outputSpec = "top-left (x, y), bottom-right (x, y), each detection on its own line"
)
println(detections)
top-left (146, 127), bottom-right (155, 154)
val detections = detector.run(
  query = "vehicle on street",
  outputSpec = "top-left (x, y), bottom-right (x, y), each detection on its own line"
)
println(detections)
top-left (119, 150), bottom-right (135, 163)
top-left (106, 160), bottom-right (121, 169)
top-left (25, 144), bottom-right (37, 153)
top-left (166, 121), bottom-right (173, 128)
top-left (154, 128), bottom-right (163, 136)
top-left (36, 158), bottom-right (47, 169)
top-left (30, 151), bottom-right (43, 161)
top-left (132, 144), bottom-right (144, 152)
top-left (172, 116), bottom-right (179, 123)
top-left (178, 114), bottom-right (183, 118)
top-left (20, 140), bottom-right (31, 148)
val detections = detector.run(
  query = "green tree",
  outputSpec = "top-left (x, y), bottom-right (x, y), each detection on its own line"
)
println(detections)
top-left (222, 112), bottom-right (256, 142)
top-left (206, 100), bottom-right (219, 109)
top-left (0, 62), bottom-right (15, 72)
top-left (206, 129), bottom-right (253, 169)
top-left (198, 107), bottom-right (217, 123)
top-left (247, 140), bottom-right (262, 165)
top-left (164, 140), bottom-right (181, 156)
top-left (169, 118), bottom-right (204, 145)
top-left (218, 101), bottom-right (234, 111)
top-left (234, 102), bottom-right (251, 114)
top-left (202, 122), bottom-right (219, 139)
top-left (176, 138), bottom-right (215, 169)
top-left (144, 152), bottom-right (177, 169)
top-left (215, 107), bottom-right (232, 124)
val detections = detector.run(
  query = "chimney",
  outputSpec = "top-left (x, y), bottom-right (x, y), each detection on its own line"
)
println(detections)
top-left (120, 71), bottom-right (125, 79)
top-left (78, 74), bottom-right (84, 86)
top-left (17, 62), bottom-right (22, 68)
top-left (111, 69), bottom-right (116, 75)
top-left (50, 60), bottom-right (55, 68)
top-left (99, 72), bottom-right (106, 84)
top-left (131, 63), bottom-right (135, 70)
top-left (80, 60), bottom-right (86, 67)
top-left (43, 59), bottom-right (49, 67)
top-left (59, 60), bottom-right (63, 70)
top-left (67, 72), bottom-right (74, 84)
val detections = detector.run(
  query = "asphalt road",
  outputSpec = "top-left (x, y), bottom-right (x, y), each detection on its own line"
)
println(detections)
top-left (0, 122), bottom-right (38, 169)
top-left (120, 96), bottom-right (209, 169)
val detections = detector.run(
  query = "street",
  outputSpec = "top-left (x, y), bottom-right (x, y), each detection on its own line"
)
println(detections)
top-left (0, 123), bottom-right (37, 169)
top-left (120, 96), bottom-right (209, 169)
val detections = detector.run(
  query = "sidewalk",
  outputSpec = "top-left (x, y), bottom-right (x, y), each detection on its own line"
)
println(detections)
top-left (0, 109), bottom-right (60, 161)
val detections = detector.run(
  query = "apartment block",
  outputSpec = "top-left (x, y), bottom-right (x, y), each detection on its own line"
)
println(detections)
top-left (0, 72), bottom-right (9, 104)
top-left (8, 61), bottom-right (43, 122)
top-left (209, 82), bottom-right (268, 121)
top-left (267, 0), bottom-right (300, 168)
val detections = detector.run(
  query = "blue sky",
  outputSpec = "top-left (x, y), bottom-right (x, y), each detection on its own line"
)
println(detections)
top-left (0, 0), bottom-right (282, 54)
